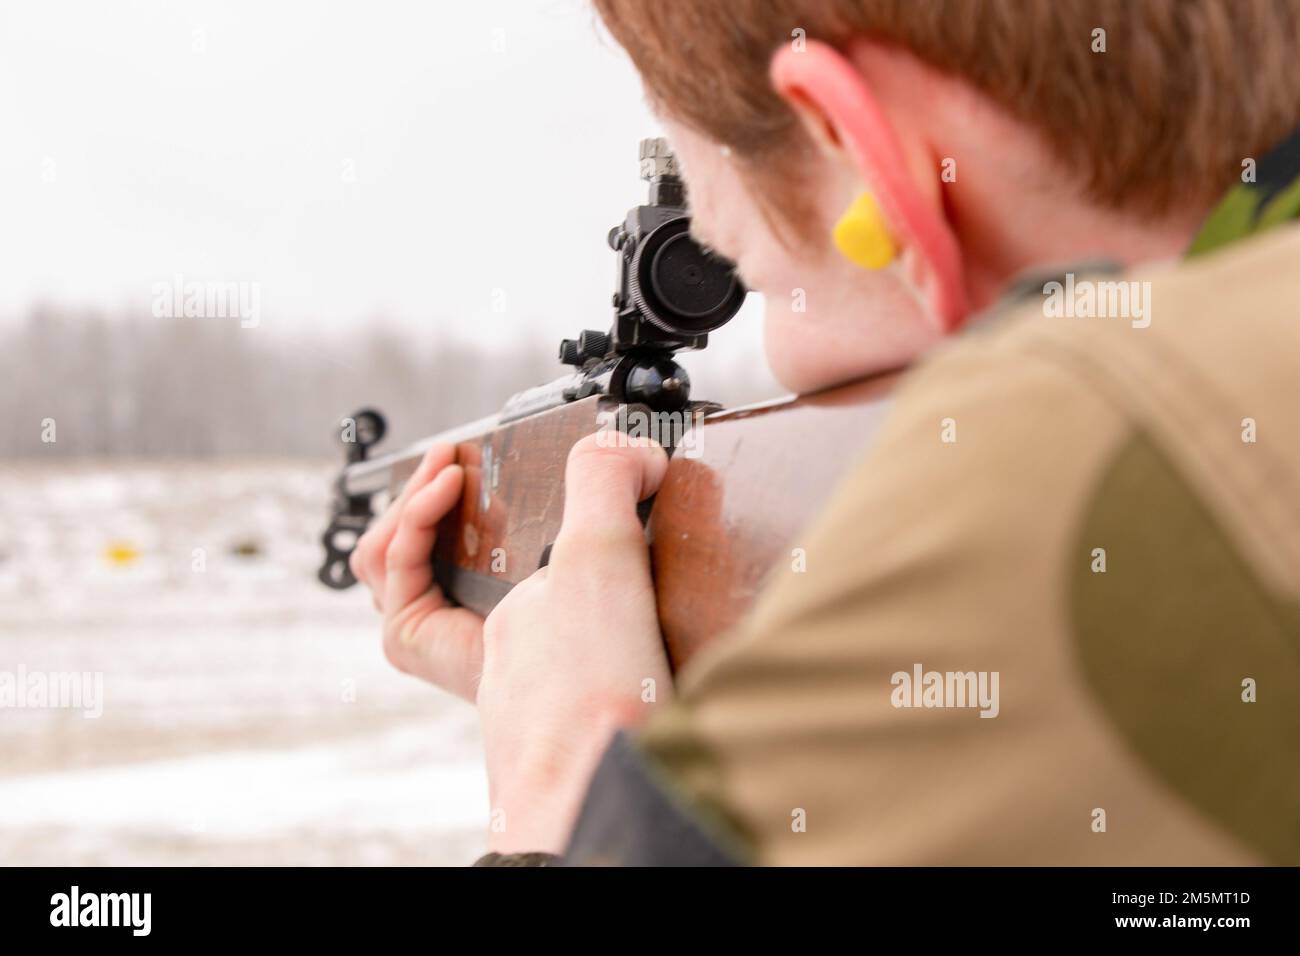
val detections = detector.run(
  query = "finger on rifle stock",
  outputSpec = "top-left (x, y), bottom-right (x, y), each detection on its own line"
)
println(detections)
top-left (385, 463), bottom-right (465, 612)
top-left (357, 442), bottom-right (456, 591)
top-left (385, 598), bottom-right (485, 701)
top-left (551, 434), bottom-right (668, 569)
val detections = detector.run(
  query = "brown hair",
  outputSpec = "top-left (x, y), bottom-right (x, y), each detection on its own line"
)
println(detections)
top-left (593, 0), bottom-right (1300, 217)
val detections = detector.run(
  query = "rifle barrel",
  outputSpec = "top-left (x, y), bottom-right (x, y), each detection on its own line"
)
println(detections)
top-left (340, 413), bottom-right (500, 498)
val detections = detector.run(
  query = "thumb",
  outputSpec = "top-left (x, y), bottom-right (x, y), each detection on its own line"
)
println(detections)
top-left (549, 431), bottom-right (669, 571)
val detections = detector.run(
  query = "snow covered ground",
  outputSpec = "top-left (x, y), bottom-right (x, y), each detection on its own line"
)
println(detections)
top-left (0, 461), bottom-right (488, 866)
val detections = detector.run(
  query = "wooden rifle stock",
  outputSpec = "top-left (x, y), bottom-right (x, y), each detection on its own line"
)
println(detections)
top-left (325, 372), bottom-right (899, 671)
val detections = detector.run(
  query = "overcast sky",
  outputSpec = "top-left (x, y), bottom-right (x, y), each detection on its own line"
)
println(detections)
top-left (0, 0), bottom-right (772, 387)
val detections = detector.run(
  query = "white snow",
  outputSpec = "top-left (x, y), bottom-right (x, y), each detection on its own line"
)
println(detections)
top-left (0, 725), bottom-right (487, 836)
top-left (0, 460), bottom-right (489, 865)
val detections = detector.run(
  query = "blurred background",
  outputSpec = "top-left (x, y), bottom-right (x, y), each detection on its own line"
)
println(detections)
top-left (0, 0), bottom-right (778, 865)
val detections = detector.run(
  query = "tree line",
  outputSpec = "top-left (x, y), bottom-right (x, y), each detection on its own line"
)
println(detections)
top-left (1, 307), bottom-right (559, 459)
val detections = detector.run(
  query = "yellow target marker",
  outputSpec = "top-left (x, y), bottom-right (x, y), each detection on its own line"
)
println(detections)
top-left (103, 542), bottom-right (142, 566)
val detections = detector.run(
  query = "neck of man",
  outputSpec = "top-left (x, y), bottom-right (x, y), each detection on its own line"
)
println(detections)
top-left (944, 157), bottom-right (1212, 316)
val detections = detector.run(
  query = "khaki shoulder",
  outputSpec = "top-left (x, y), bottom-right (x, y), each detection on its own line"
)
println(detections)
top-left (986, 223), bottom-right (1300, 597)
top-left (647, 232), bottom-right (1300, 865)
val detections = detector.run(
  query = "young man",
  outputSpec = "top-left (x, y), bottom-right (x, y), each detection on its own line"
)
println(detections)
top-left (353, 1), bottom-right (1300, 864)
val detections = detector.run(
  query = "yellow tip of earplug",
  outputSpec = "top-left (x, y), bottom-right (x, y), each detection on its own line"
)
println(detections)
top-left (833, 192), bottom-right (897, 270)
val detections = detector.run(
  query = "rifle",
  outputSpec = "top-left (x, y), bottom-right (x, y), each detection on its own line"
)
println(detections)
top-left (318, 138), bottom-right (898, 671)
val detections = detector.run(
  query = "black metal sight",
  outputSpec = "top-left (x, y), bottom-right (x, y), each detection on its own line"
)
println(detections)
top-left (558, 137), bottom-right (747, 375)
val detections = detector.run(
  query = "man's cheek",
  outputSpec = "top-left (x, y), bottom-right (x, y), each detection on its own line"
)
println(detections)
top-left (686, 203), bottom-right (732, 259)
top-left (731, 243), bottom-right (800, 304)
top-left (762, 306), bottom-right (818, 393)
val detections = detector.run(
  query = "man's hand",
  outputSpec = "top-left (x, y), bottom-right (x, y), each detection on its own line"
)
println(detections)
top-left (351, 432), bottom-right (673, 854)
top-left (479, 433), bottom-right (672, 853)
top-left (349, 443), bottom-right (486, 701)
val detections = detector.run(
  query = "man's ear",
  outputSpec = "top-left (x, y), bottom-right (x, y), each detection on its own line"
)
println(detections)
top-left (770, 39), bottom-right (969, 331)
